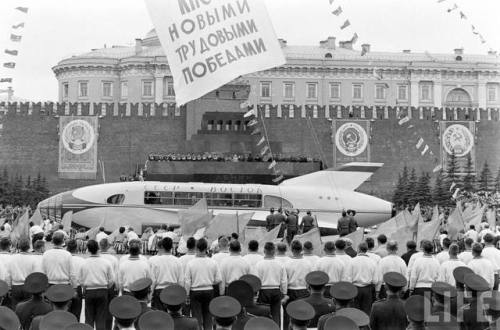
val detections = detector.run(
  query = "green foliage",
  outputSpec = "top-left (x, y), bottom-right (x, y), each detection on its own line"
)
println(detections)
top-left (432, 170), bottom-right (452, 207)
top-left (462, 153), bottom-right (476, 192)
top-left (446, 151), bottom-right (460, 188)
top-left (0, 169), bottom-right (50, 208)
top-left (415, 172), bottom-right (432, 206)
top-left (495, 167), bottom-right (500, 193)
top-left (477, 161), bottom-right (493, 192)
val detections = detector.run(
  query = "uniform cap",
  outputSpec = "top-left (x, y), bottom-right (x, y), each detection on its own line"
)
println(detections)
top-left (138, 311), bottom-right (174, 330)
top-left (330, 282), bottom-right (358, 301)
top-left (431, 281), bottom-right (457, 298)
top-left (46, 284), bottom-right (74, 303)
top-left (24, 272), bottom-right (49, 294)
top-left (160, 284), bottom-right (186, 306)
top-left (129, 277), bottom-right (152, 292)
top-left (485, 291), bottom-right (500, 311)
top-left (383, 272), bottom-right (407, 288)
top-left (64, 323), bottom-right (94, 330)
top-left (109, 296), bottom-right (142, 320)
top-left (404, 295), bottom-right (430, 322)
top-left (0, 306), bottom-right (20, 330)
top-left (346, 209), bottom-right (356, 216)
top-left (209, 296), bottom-right (241, 318)
top-left (305, 271), bottom-right (329, 287)
top-left (244, 317), bottom-right (279, 330)
top-left (285, 300), bottom-right (315, 321)
top-left (239, 274), bottom-right (261, 293)
top-left (324, 315), bottom-right (358, 330)
top-left (39, 311), bottom-right (77, 330)
top-left (335, 308), bottom-right (369, 327)
top-left (452, 266), bottom-right (474, 284)
top-left (0, 280), bottom-right (8, 297)
top-left (227, 280), bottom-right (254, 307)
top-left (463, 273), bottom-right (490, 292)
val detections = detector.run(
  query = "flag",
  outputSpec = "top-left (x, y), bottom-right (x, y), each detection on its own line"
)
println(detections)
top-left (437, 0), bottom-right (446, 2)
top-left (15, 6), bottom-right (29, 13)
top-left (272, 175), bottom-right (284, 183)
top-left (12, 22), bottom-right (25, 29)
top-left (29, 208), bottom-right (43, 226)
top-left (421, 145), bottom-right (429, 155)
top-left (10, 211), bottom-right (30, 244)
top-left (472, 25), bottom-right (479, 35)
top-left (3, 62), bottom-right (16, 69)
top-left (204, 212), bottom-right (254, 242)
top-left (248, 119), bottom-right (258, 127)
top-left (447, 206), bottom-right (465, 240)
top-left (344, 228), bottom-right (365, 250)
top-left (486, 208), bottom-right (496, 229)
top-left (479, 35), bottom-right (486, 44)
top-left (463, 203), bottom-right (486, 227)
top-left (350, 33), bottom-right (358, 44)
top-left (332, 6), bottom-right (342, 16)
top-left (242, 226), bottom-right (267, 252)
top-left (10, 34), bottom-right (22, 42)
top-left (340, 20), bottom-right (350, 30)
top-left (416, 138), bottom-right (424, 149)
top-left (293, 228), bottom-right (322, 256)
top-left (107, 228), bottom-right (120, 244)
top-left (373, 68), bottom-right (382, 80)
top-left (4, 49), bottom-right (19, 56)
top-left (389, 226), bottom-right (415, 256)
top-left (268, 160), bottom-right (277, 169)
top-left (459, 11), bottom-right (467, 19)
top-left (409, 203), bottom-right (423, 232)
top-left (257, 136), bottom-right (266, 146)
top-left (447, 3), bottom-right (458, 12)
top-left (259, 225), bottom-right (282, 247)
top-left (452, 188), bottom-right (460, 199)
top-left (85, 225), bottom-right (101, 241)
top-left (260, 145), bottom-right (269, 156)
top-left (398, 116), bottom-right (410, 125)
top-left (0, 78), bottom-right (12, 83)
top-left (417, 205), bottom-right (440, 246)
top-left (178, 198), bottom-right (213, 238)
top-left (370, 209), bottom-right (413, 238)
top-left (449, 182), bottom-right (457, 192)
top-left (62, 211), bottom-right (73, 232)
top-left (433, 165), bottom-right (442, 173)
top-left (243, 108), bottom-right (254, 117)
top-left (251, 128), bottom-right (261, 135)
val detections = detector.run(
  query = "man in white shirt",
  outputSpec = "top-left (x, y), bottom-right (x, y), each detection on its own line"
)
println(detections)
top-left (211, 237), bottom-right (230, 266)
top-left (468, 242), bottom-right (495, 290)
top-left (99, 238), bottom-right (119, 330)
top-left (242, 240), bottom-right (263, 267)
top-left (28, 222), bottom-right (44, 246)
top-left (303, 241), bottom-right (320, 267)
top-left (315, 241), bottom-right (345, 298)
top-left (374, 234), bottom-right (388, 258)
top-left (365, 237), bottom-right (382, 265)
top-left (464, 225), bottom-right (479, 242)
top-left (436, 237), bottom-right (451, 264)
top-left (409, 240), bottom-right (440, 296)
top-left (95, 227), bottom-right (108, 244)
top-left (479, 223), bottom-right (494, 243)
top-left (438, 244), bottom-right (466, 287)
top-left (148, 237), bottom-right (183, 310)
top-left (126, 227), bottom-right (139, 241)
top-left (377, 241), bottom-right (407, 297)
top-left (179, 237), bottom-right (197, 273)
top-left (67, 239), bottom-right (86, 320)
top-left (334, 239), bottom-right (353, 281)
top-left (0, 237), bottom-right (12, 290)
top-left (350, 242), bottom-right (379, 315)
top-left (219, 240), bottom-right (250, 294)
top-left (9, 238), bottom-right (37, 307)
top-left (275, 243), bottom-right (291, 266)
top-left (252, 242), bottom-right (287, 328)
top-left (118, 240), bottom-right (150, 294)
top-left (480, 233), bottom-right (500, 290)
top-left (42, 232), bottom-right (74, 286)
top-left (458, 238), bottom-right (474, 265)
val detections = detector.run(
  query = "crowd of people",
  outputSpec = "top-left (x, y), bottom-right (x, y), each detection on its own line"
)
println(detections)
top-left (0, 215), bottom-right (500, 330)
top-left (147, 152), bottom-right (322, 164)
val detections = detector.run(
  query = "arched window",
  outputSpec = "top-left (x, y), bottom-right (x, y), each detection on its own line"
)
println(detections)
top-left (445, 88), bottom-right (472, 107)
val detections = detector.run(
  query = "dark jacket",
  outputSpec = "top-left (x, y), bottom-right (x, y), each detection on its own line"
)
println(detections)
top-left (337, 216), bottom-right (351, 236)
top-left (299, 292), bottom-right (335, 328)
top-left (401, 249), bottom-right (418, 265)
top-left (369, 295), bottom-right (408, 330)
top-left (171, 313), bottom-right (198, 330)
top-left (15, 296), bottom-right (52, 330)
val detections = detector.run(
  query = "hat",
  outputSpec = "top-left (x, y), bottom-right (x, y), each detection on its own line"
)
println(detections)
top-left (286, 300), bottom-right (315, 322)
top-left (453, 266), bottom-right (474, 285)
top-left (485, 291), bottom-right (500, 311)
top-left (209, 296), bottom-right (241, 319)
top-left (405, 295), bottom-right (429, 322)
top-left (346, 209), bottom-right (356, 216)
top-left (109, 296), bottom-right (142, 320)
top-left (160, 285), bottom-right (187, 306)
top-left (0, 306), bottom-right (20, 330)
top-left (64, 323), bottom-right (94, 330)
top-left (129, 277), bottom-right (152, 292)
top-left (46, 284), bottom-right (74, 303)
top-left (227, 280), bottom-right (254, 308)
top-left (240, 274), bottom-right (261, 293)
top-left (463, 273), bottom-right (490, 292)
top-left (431, 282), bottom-right (457, 298)
top-left (330, 282), bottom-right (358, 301)
top-left (39, 311), bottom-right (77, 330)
top-left (244, 317), bottom-right (279, 330)
top-left (324, 315), bottom-right (358, 330)
top-left (335, 308), bottom-right (369, 327)
top-left (383, 272), bottom-right (407, 288)
top-left (138, 311), bottom-right (174, 330)
top-left (305, 271), bottom-right (329, 287)
top-left (24, 272), bottom-right (48, 294)
top-left (0, 280), bottom-right (8, 297)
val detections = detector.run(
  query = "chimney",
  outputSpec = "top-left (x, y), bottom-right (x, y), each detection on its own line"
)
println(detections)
top-left (325, 36), bottom-right (336, 49)
top-left (339, 41), bottom-right (353, 50)
top-left (361, 44), bottom-right (370, 54)
top-left (454, 48), bottom-right (464, 55)
top-left (278, 38), bottom-right (287, 48)
top-left (135, 38), bottom-right (143, 54)
top-left (402, 49), bottom-right (411, 53)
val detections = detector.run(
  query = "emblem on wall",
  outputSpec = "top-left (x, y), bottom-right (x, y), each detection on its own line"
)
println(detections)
top-left (442, 124), bottom-right (474, 157)
top-left (335, 122), bottom-right (368, 157)
top-left (61, 119), bottom-right (95, 155)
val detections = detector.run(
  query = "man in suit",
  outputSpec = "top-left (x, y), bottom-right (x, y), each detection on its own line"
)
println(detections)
top-left (298, 271), bottom-right (335, 328)
top-left (30, 284), bottom-right (75, 330)
top-left (160, 285), bottom-right (198, 330)
top-left (369, 272), bottom-right (408, 330)
top-left (15, 273), bottom-right (51, 330)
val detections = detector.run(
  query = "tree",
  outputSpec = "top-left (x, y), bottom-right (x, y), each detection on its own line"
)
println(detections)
top-left (446, 151), bottom-right (460, 190)
top-left (478, 161), bottom-right (493, 192)
top-left (393, 173), bottom-right (404, 207)
top-left (393, 165), bottom-right (411, 208)
top-left (416, 172), bottom-right (432, 206)
top-left (408, 168), bottom-right (419, 205)
top-left (495, 167), bottom-right (500, 193)
top-left (433, 170), bottom-right (451, 207)
top-left (462, 153), bottom-right (476, 192)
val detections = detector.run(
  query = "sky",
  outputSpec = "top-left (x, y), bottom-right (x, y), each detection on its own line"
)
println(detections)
top-left (0, 0), bottom-right (499, 101)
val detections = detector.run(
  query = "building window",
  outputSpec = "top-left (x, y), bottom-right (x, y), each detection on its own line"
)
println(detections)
top-left (78, 81), bottom-right (88, 98)
top-left (167, 81), bottom-right (175, 96)
top-left (420, 83), bottom-right (433, 101)
top-left (260, 82), bottom-right (271, 98)
top-left (329, 83), bottom-right (340, 99)
top-left (143, 81), bottom-right (153, 97)
top-left (398, 85), bottom-right (408, 100)
top-left (102, 82), bottom-right (113, 98)
top-left (62, 83), bottom-right (69, 99)
top-left (375, 84), bottom-right (386, 100)
top-left (283, 82), bottom-right (294, 99)
top-left (120, 82), bottom-right (128, 98)
top-left (488, 84), bottom-right (498, 102)
top-left (352, 84), bottom-right (363, 100)
top-left (307, 83), bottom-right (318, 99)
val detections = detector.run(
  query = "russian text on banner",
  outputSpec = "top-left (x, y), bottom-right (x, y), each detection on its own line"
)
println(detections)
top-left (144, 0), bottom-right (286, 105)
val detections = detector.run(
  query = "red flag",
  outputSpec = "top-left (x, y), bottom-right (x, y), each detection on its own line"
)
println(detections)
top-left (12, 22), bottom-right (25, 29)
top-left (10, 34), bottom-right (22, 42)
top-left (340, 20), bottom-right (350, 30)
top-left (10, 211), bottom-right (30, 244)
top-left (293, 228), bottom-right (322, 255)
top-left (15, 7), bottom-right (29, 13)
top-left (417, 205), bottom-right (440, 246)
top-left (3, 63), bottom-right (16, 69)
top-left (62, 211), bottom-right (73, 232)
top-left (447, 206), bottom-right (465, 240)
top-left (29, 208), bottom-right (43, 226)
top-left (205, 212), bottom-right (253, 242)
top-left (178, 198), bottom-right (213, 238)
top-left (4, 49), bottom-right (19, 56)
top-left (0, 78), bottom-right (13, 83)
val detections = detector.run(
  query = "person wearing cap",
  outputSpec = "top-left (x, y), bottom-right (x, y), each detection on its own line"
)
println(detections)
top-left (299, 211), bottom-right (315, 234)
top-left (302, 241), bottom-right (320, 267)
top-left (99, 238), bottom-right (119, 330)
top-left (66, 323), bottom-right (99, 330)
top-left (481, 233), bottom-right (500, 290)
top-left (0, 306), bottom-right (21, 330)
top-left (137, 310), bottom-right (174, 330)
top-left (324, 315), bottom-right (358, 330)
top-left (15, 273), bottom-right (51, 330)
top-left (438, 243), bottom-right (466, 287)
top-left (337, 211), bottom-right (351, 237)
top-left (185, 238), bottom-right (222, 330)
top-left (377, 240), bottom-right (407, 299)
top-left (79, 239), bottom-right (114, 330)
top-left (350, 242), bottom-right (379, 315)
top-left (129, 277), bottom-right (153, 328)
top-left (266, 208), bottom-right (275, 231)
top-left (315, 242), bottom-right (345, 299)
top-left (467, 242), bottom-right (495, 290)
top-left (336, 308), bottom-right (370, 329)
top-left (219, 240), bottom-right (250, 295)
top-left (298, 271), bottom-right (334, 328)
top-left (37, 310), bottom-right (77, 330)
top-left (118, 239), bottom-right (151, 294)
top-left (227, 280), bottom-right (256, 330)
top-left (9, 238), bottom-right (37, 308)
top-left (461, 273), bottom-right (490, 330)
top-left (109, 295), bottom-right (142, 330)
top-left (484, 291), bottom-right (500, 329)
top-left (42, 232), bottom-right (75, 286)
top-left (148, 237), bottom-right (183, 310)
top-left (316, 282), bottom-right (358, 330)
top-left (430, 282), bottom-right (458, 318)
top-left (209, 296), bottom-right (241, 330)
top-left (404, 295), bottom-right (428, 330)
top-left (285, 300), bottom-right (315, 330)
top-left (242, 240), bottom-right (263, 268)
top-left (160, 285), bottom-right (198, 330)
top-left (369, 272), bottom-right (408, 330)
top-left (67, 239), bottom-right (85, 321)
top-left (409, 240), bottom-right (440, 296)
top-left (29, 284), bottom-right (75, 330)
top-left (251, 242), bottom-right (287, 327)
top-left (243, 317), bottom-right (278, 330)
top-left (238, 275), bottom-right (270, 318)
